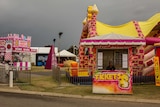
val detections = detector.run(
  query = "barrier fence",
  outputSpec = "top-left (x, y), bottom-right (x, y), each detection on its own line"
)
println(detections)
top-left (0, 65), bottom-right (155, 87)
top-left (52, 66), bottom-right (155, 86)
top-left (0, 66), bottom-right (31, 84)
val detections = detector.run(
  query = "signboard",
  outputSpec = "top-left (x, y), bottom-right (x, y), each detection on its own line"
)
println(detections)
top-left (0, 40), bottom-right (6, 46)
top-left (154, 56), bottom-right (160, 86)
top-left (19, 40), bottom-right (28, 47)
top-left (13, 47), bottom-right (37, 53)
top-left (5, 42), bottom-right (12, 52)
top-left (93, 70), bottom-right (132, 94)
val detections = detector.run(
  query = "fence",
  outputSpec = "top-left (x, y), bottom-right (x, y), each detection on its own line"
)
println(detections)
top-left (0, 66), bottom-right (31, 85)
top-left (0, 66), bottom-right (8, 83)
top-left (14, 66), bottom-right (31, 84)
top-left (52, 66), bottom-right (155, 86)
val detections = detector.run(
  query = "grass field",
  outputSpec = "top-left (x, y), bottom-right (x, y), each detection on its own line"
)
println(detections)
top-left (17, 66), bottom-right (160, 100)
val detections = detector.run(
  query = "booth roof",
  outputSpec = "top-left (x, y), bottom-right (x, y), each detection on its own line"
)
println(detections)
top-left (80, 33), bottom-right (146, 46)
top-left (56, 50), bottom-right (76, 57)
top-left (96, 13), bottom-right (160, 37)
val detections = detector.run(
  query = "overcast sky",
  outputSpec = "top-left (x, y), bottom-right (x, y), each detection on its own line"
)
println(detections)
top-left (0, 0), bottom-right (160, 50)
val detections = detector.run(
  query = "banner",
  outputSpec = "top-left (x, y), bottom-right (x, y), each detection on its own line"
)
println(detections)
top-left (5, 41), bottom-right (12, 53)
top-left (92, 70), bottom-right (132, 94)
top-left (154, 56), bottom-right (160, 86)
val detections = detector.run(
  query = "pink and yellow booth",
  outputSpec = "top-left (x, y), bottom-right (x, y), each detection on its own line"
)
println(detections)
top-left (80, 34), bottom-right (145, 94)
top-left (78, 4), bottom-right (160, 94)
top-left (0, 34), bottom-right (37, 70)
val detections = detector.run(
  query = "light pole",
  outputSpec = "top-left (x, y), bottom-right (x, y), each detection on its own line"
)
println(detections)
top-left (58, 32), bottom-right (63, 64)
top-left (53, 38), bottom-right (56, 46)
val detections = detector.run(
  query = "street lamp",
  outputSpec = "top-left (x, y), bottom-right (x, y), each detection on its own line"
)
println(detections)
top-left (53, 38), bottom-right (56, 46)
top-left (58, 32), bottom-right (63, 64)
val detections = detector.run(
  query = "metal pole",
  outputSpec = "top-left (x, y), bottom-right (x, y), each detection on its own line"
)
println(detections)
top-left (58, 32), bottom-right (63, 64)
top-left (9, 70), bottom-right (13, 87)
top-left (58, 32), bottom-right (63, 86)
top-left (73, 45), bottom-right (75, 55)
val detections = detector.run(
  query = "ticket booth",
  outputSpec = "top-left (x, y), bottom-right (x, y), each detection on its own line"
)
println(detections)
top-left (80, 34), bottom-right (146, 94)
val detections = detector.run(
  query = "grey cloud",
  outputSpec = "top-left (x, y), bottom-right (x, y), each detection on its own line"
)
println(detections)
top-left (0, 0), bottom-right (160, 50)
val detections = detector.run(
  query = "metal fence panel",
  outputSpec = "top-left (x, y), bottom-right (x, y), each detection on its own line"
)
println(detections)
top-left (0, 66), bottom-right (8, 83)
top-left (14, 66), bottom-right (31, 84)
top-left (52, 66), bottom-right (155, 86)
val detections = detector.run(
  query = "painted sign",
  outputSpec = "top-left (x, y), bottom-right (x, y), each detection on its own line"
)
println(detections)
top-left (13, 47), bottom-right (37, 53)
top-left (154, 56), bottom-right (160, 86)
top-left (93, 70), bottom-right (132, 94)
top-left (19, 40), bottom-right (28, 47)
top-left (5, 42), bottom-right (12, 53)
top-left (0, 40), bottom-right (6, 46)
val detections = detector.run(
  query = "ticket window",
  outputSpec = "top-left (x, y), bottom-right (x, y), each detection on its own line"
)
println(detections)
top-left (114, 50), bottom-right (128, 70)
top-left (98, 49), bottom-right (128, 70)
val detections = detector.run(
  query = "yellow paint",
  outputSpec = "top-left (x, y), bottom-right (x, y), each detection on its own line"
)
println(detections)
top-left (78, 72), bottom-right (89, 77)
top-left (154, 56), bottom-right (160, 86)
top-left (95, 13), bottom-right (160, 37)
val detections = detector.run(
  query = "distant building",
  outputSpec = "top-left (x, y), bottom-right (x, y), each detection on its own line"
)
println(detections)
top-left (67, 45), bottom-right (79, 56)
top-left (31, 47), bottom-right (77, 66)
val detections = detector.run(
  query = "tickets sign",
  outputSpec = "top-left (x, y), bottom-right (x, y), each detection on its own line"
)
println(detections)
top-left (93, 70), bottom-right (132, 94)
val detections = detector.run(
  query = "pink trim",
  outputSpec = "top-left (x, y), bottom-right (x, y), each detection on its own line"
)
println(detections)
top-left (26, 62), bottom-right (28, 70)
top-left (145, 37), bottom-right (160, 45)
top-left (13, 62), bottom-right (17, 66)
top-left (20, 62), bottom-right (23, 71)
top-left (133, 21), bottom-right (144, 38)
top-left (81, 39), bottom-right (145, 43)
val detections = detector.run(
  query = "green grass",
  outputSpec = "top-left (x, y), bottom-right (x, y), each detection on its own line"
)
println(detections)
top-left (132, 84), bottom-right (160, 99)
top-left (18, 66), bottom-right (160, 100)
top-left (31, 66), bottom-right (52, 72)
top-left (18, 75), bottom-right (160, 100)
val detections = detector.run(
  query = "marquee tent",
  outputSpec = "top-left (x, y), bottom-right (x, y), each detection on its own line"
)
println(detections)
top-left (56, 50), bottom-right (76, 57)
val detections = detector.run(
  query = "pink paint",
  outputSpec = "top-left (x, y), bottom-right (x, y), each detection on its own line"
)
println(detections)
top-left (20, 62), bottom-right (23, 71)
top-left (145, 37), bottom-right (160, 45)
top-left (13, 62), bottom-right (31, 71)
top-left (81, 39), bottom-right (145, 43)
top-left (26, 62), bottom-right (28, 70)
top-left (13, 62), bottom-right (17, 67)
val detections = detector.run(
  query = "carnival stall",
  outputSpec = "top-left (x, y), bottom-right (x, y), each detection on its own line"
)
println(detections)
top-left (0, 34), bottom-right (37, 70)
top-left (80, 34), bottom-right (146, 94)
top-left (75, 4), bottom-right (160, 94)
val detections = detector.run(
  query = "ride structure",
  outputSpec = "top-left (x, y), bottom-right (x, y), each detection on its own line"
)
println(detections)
top-left (65, 4), bottom-right (160, 94)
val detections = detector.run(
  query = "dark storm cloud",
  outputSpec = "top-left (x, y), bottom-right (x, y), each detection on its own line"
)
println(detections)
top-left (0, 0), bottom-right (160, 50)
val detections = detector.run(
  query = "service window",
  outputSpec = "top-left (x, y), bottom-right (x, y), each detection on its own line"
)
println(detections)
top-left (97, 49), bottom-right (128, 70)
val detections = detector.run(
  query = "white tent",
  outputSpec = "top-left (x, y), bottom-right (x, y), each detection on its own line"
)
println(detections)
top-left (56, 50), bottom-right (76, 57)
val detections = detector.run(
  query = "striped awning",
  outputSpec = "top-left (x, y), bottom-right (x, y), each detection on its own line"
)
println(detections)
top-left (80, 33), bottom-right (146, 46)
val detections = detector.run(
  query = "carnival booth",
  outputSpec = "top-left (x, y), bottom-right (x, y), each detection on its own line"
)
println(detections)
top-left (0, 34), bottom-right (37, 70)
top-left (80, 34), bottom-right (146, 94)
top-left (77, 4), bottom-right (160, 94)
